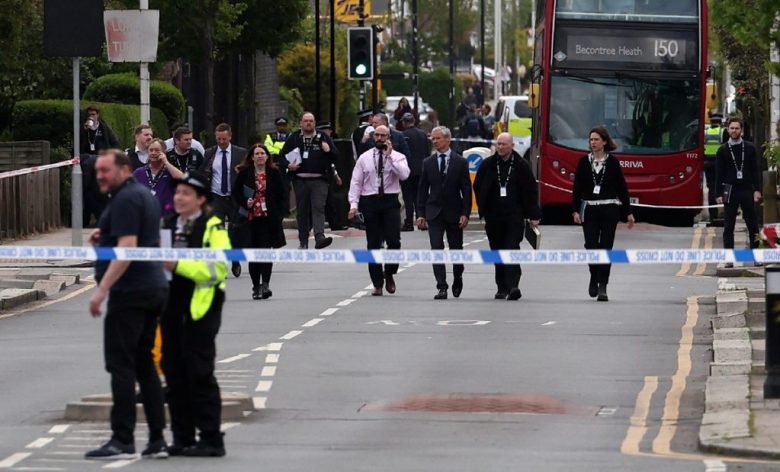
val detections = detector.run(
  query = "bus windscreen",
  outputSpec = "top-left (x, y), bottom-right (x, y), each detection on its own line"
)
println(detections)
top-left (555, 0), bottom-right (698, 23)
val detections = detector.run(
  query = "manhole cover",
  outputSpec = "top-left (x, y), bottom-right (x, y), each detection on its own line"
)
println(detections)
top-left (361, 394), bottom-right (595, 415)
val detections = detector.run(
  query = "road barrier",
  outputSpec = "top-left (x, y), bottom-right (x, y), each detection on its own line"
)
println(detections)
top-left (0, 246), bottom-right (774, 265)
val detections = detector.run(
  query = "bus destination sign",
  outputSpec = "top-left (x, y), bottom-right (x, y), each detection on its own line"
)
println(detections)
top-left (553, 26), bottom-right (698, 71)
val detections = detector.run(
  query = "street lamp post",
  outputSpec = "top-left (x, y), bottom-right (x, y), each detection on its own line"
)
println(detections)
top-left (448, 0), bottom-right (455, 128)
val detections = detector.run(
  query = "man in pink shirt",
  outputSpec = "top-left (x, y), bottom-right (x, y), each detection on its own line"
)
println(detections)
top-left (348, 125), bottom-right (411, 296)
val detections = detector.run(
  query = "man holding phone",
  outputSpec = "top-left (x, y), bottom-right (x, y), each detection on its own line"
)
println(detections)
top-left (348, 125), bottom-right (411, 296)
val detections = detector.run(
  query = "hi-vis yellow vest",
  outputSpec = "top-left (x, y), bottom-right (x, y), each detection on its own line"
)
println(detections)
top-left (704, 126), bottom-right (722, 157)
top-left (265, 134), bottom-right (285, 156)
top-left (174, 215), bottom-right (231, 321)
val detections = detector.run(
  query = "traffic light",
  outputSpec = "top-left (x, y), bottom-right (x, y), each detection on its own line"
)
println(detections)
top-left (348, 27), bottom-right (374, 80)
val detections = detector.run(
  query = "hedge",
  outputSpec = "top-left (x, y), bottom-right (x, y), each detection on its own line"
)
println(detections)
top-left (83, 73), bottom-right (185, 128)
top-left (13, 100), bottom-right (170, 150)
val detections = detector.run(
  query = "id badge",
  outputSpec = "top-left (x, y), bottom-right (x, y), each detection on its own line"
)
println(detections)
top-left (90, 143), bottom-right (95, 151)
top-left (303, 150), bottom-right (309, 160)
top-left (150, 190), bottom-right (156, 196)
top-left (261, 201), bottom-right (267, 212)
top-left (736, 171), bottom-right (743, 180)
top-left (593, 185), bottom-right (601, 195)
top-left (500, 185), bottom-right (507, 197)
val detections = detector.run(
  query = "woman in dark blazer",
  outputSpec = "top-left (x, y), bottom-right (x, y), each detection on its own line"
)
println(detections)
top-left (571, 126), bottom-right (635, 302)
top-left (232, 144), bottom-right (287, 300)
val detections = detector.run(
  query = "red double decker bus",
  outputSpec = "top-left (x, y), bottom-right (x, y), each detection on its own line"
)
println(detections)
top-left (529, 0), bottom-right (709, 225)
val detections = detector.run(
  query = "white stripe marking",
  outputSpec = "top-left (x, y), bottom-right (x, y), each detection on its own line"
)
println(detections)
top-left (48, 425), bottom-right (70, 434)
top-left (0, 452), bottom-right (32, 468)
top-left (217, 353), bottom-right (251, 364)
top-left (364, 284), bottom-right (374, 290)
top-left (253, 342), bottom-right (283, 352)
top-left (336, 299), bottom-right (356, 306)
top-left (279, 330), bottom-right (302, 340)
top-left (26, 438), bottom-right (54, 449)
top-left (253, 397), bottom-right (267, 409)
top-left (221, 422), bottom-right (240, 431)
top-left (255, 380), bottom-right (273, 392)
top-left (352, 291), bottom-right (368, 298)
top-left (302, 318), bottom-right (323, 328)
top-left (397, 268), bottom-right (406, 273)
top-left (102, 458), bottom-right (139, 468)
top-left (320, 308), bottom-right (339, 316)
top-left (260, 366), bottom-right (277, 377)
top-left (704, 460), bottom-right (727, 472)
top-left (265, 354), bottom-right (280, 364)
top-left (541, 321), bottom-right (557, 326)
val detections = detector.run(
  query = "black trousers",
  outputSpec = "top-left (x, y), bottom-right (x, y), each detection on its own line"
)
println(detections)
top-left (359, 194), bottom-right (402, 288)
top-left (427, 216), bottom-right (464, 289)
top-left (723, 187), bottom-right (760, 249)
top-left (248, 218), bottom-right (274, 286)
top-left (401, 176), bottom-right (421, 224)
top-left (294, 178), bottom-right (329, 244)
top-left (104, 287), bottom-right (168, 445)
top-left (162, 289), bottom-right (224, 446)
top-left (581, 204), bottom-right (620, 285)
top-left (485, 217), bottom-right (523, 291)
top-left (703, 160), bottom-right (719, 220)
top-left (210, 194), bottom-right (238, 249)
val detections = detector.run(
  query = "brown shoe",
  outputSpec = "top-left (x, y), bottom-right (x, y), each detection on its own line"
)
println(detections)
top-left (372, 287), bottom-right (383, 296)
top-left (384, 274), bottom-right (396, 294)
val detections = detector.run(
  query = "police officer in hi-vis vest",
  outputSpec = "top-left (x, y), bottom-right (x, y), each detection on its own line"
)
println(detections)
top-left (703, 113), bottom-right (724, 221)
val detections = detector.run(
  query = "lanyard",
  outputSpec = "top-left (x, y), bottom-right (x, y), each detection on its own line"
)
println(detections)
top-left (145, 165), bottom-right (166, 193)
top-left (728, 144), bottom-right (745, 173)
top-left (589, 153), bottom-right (607, 187)
top-left (374, 149), bottom-right (387, 180)
top-left (175, 153), bottom-right (190, 172)
top-left (497, 156), bottom-right (513, 187)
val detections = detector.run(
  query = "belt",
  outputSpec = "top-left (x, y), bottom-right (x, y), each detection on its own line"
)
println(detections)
top-left (211, 193), bottom-right (232, 200)
top-left (584, 199), bottom-right (621, 206)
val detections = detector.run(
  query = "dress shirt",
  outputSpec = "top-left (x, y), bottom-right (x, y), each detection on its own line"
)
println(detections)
top-left (135, 146), bottom-right (149, 165)
top-left (348, 148), bottom-right (410, 209)
top-left (211, 146), bottom-right (231, 196)
top-left (436, 148), bottom-right (452, 175)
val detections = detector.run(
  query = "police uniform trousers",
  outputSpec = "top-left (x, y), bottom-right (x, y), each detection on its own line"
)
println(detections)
top-left (703, 158), bottom-right (719, 220)
top-left (581, 204), bottom-right (620, 285)
top-left (484, 217), bottom-right (523, 291)
top-left (161, 288), bottom-right (224, 447)
top-left (427, 215), bottom-right (464, 290)
top-left (359, 194), bottom-right (402, 288)
top-left (723, 186), bottom-right (759, 249)
top-left (104, 287), bottom-right (168, 445)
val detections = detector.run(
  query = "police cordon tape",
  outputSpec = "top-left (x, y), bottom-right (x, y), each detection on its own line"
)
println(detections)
top-left (0, 246), bottom-right (776, 265)
top-left (0, 159), bottom-right (79, 180)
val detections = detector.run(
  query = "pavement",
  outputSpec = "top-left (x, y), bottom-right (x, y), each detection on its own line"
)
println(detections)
top-left (699, 222), bottom-right (780, 459)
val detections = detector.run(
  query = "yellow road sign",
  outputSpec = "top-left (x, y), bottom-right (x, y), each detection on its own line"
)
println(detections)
top-left (336, 0), bottom-right (371, 23)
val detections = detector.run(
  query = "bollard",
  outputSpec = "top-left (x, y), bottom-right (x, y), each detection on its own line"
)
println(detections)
top-left (765, 265), bottom-right (780, 398)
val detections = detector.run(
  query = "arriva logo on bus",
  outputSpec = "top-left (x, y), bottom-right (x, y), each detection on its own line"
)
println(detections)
top-left (620, 161), bottom-right (644, 169)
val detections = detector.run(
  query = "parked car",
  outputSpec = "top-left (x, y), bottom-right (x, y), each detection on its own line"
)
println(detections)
top-left (384, 95), bottom-right (433, 127)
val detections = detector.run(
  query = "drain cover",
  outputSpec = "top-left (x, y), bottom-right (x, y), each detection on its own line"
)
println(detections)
top-left (361, 394), bottom-right (594, 415)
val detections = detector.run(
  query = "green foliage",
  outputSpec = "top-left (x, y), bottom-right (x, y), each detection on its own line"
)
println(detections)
top-left (278, 86), bottom-right (305, 127)
top-left (237, 0), bottom-right (309, 57)
top-left (83, 73), bottom-right (185, 128)
top-left (419, 67), bottom-right (465, 127)
top-left (380, 63), bottom-right (413, 96)
top-left (13, 100), bottom-right (169, 150)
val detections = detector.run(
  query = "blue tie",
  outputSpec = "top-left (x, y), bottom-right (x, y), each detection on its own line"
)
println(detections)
top-left (221, 149), bottom-right (229, 194)
top-left (439, 153), bottom-right (446, 176)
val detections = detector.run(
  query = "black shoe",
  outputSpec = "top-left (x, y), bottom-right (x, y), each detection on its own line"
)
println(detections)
top-left (261, 283), bottom-right (272, 299)
top-left (494, 290), bottom-right (508, 300)
top-left (452, 277), bottom-right (463, 298)
top-left (385, 274), bottom-right (396, 294)
top-left (141, 439), bottom-right (169, 459)
top-left (298, 242), bottom-right (309, 250)
top-left (252, 285), bottom-right (261, 300)
top-left (167, 441), bottom-right (195, 457)
top-left (588, 277), bottom-right (598, 298)
top-left (371, 287), bottom-right (383, 296)
top-left (434, 288), bottom-right (448, 300)
top-left (597, 283), bottom-right (609, 302)
top-left (401, 223), bottom-right (414, 232)
top-left (724, 262), bottom-right (734, 269)
top-left (507, 288), bottom-right (522, 300)
top-left (85, 439), bottom-right (136, 460)
top-left (181, 441), bottom-right (226, 457)
top-left (231, 262), bottom-right (242, 278)
top-left (315, 236), bottom-right (333, 249)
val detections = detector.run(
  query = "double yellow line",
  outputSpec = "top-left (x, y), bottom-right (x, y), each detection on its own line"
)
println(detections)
top-left (676, 227), bottom-right (716, 277)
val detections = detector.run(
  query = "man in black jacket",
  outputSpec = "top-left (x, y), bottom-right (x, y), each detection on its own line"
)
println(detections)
top-left (80, 106), bottom-right (120, 155)
top-left (401, 113), bottom-right (431, 231)
top-left (715, 117), bottom-right (762, 259)
top-left (417, 126), bottom-right (472, 299)
top-left (167, 127), bottom-right (204, 173)
top-left (279, 112), bottom-right (339, 249)
top-left (127, 124), bottom-right (154, 170)
top-left (473, 133), bottom-right (540, 300)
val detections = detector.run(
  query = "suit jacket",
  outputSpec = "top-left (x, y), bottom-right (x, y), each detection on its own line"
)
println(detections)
top-left (473, 150), bottom-right (540, 222)
top-left (202, 144), bottom-right (247, 193)
top-left (403, 127), bottom-right (431, 177)
top-left (358, 128), bottom-right (412, 159)
top-left (417, 151), bottom-right (472, 223)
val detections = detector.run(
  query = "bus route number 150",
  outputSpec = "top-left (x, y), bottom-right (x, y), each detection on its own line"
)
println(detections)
top-left (654, 39), bottom-right (679, 58)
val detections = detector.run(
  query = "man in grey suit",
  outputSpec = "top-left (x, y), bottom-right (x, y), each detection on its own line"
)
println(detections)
top-left (202, 122), bottom-right (247, 277)
top-left (416, 126), bottom-right (472, 300)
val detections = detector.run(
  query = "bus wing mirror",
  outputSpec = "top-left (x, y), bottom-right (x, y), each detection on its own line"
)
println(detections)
top-left (529, 83), bottom-right (541, 109)
top-left (705, 82), bottom-right (718, 111)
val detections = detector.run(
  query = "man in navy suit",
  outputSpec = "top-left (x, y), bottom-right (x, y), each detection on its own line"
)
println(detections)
top-left (416, 126), bottom-right (472, 300)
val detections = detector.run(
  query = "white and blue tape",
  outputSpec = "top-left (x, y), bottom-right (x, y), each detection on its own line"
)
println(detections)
top-left (0, 246), bottom-right (775, 265)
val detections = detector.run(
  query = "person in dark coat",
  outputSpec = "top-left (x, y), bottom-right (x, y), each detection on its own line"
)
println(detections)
top-left (401, 113), bottom-right (431, 231)
top-left (571, 126), bottom-right (635, 302)
top-left (473, 132), bottom-right (540, 301)
top-left (232, 144), bottom-right (287, 300)
top-left (80, 106), bottom-right (120, 155)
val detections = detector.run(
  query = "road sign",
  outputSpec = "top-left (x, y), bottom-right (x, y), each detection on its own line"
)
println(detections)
top-left (103, 10), bottom-right (160, 63)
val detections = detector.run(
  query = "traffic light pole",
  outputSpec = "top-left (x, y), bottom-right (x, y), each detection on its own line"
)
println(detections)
top-left (412, 0), bottom-right (419, 112)
top-left (371, 25), bottom-right (378, 111)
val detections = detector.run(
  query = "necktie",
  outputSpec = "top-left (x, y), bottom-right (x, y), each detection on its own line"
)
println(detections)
top-left (221, 149), bottom-right (229, 194)
top-left (439, 153), bottom-right (446, 177)
top-left (378, 152), bottom-right (385, 196)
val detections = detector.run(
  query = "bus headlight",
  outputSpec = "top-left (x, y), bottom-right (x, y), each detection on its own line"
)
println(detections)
top-left (552, 160), bottom-right (560, 169)
top-left (678, 171), bottom-right (685, 179)
top-left (685, 166), bottom-right (693, 173)
top-left (669, 175), bottom-right (676, 183)
top-left (560, 167), bottom-right (567, 175)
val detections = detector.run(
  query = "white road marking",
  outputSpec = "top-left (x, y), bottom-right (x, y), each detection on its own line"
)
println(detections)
top-left (402, 263), bottom-right (415, 268)
top-left (253, 342), bottom-right (283, 352)
top-left (0, 452), bottom-right (32, 468)
top-left (336, 299), bottom-right (356, 306)
top-left (48, 425), bottom-right (70, 434)
top-left (11, 467), bottom-right (66, 471)
top-left (102, 458), bottom-right (139, 468)
top-left (364, 284), bottom-right (374, 290)
top-left (541, 321), bottom-right (557, 326)
top-left (279, 330), bottom-right (302, 340)
top-left (26, 438), bottom-right (54, 449)
top-left (221, 422), bottom-right (240, 431)
top-left (255, 381), bottom-right (273, 392)
top-left (704, 460), bottom-right (727, 472)
top-left (265, 354), bottom-right (280, 364)
top-left (396, 268), bottom-right (406, 273)
top-left (352, 291), bottom-right (368, 298)
top-left (217, 353), bottom-right (251, 364)
top-left (320, 308), bottom-right (340, 316)
top-left (596, 407), bottom-right (618, 416)
top-left (302, 318), bottom-right (323, 328)
top-left (253, 397), bottom-right (267, 409)
top-left (260, 366), bottom-right (277, 377)
top-left (436, 320), bottom-right (491, 326)
top-left (365, 320), bottom-right (401, 326)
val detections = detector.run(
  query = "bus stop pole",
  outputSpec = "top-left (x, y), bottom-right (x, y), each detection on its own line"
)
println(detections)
top-left (765, 265), bottom-right (780, 398)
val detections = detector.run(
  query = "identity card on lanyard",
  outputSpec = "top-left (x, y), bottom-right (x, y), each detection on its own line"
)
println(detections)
top-left (729, 144), bottom-right (744, 180)
top-left (498, 158), bottom-right (513, 198)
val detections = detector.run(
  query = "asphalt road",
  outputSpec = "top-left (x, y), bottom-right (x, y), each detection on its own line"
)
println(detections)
top-left (0, 222), bottom-right (775, 471)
